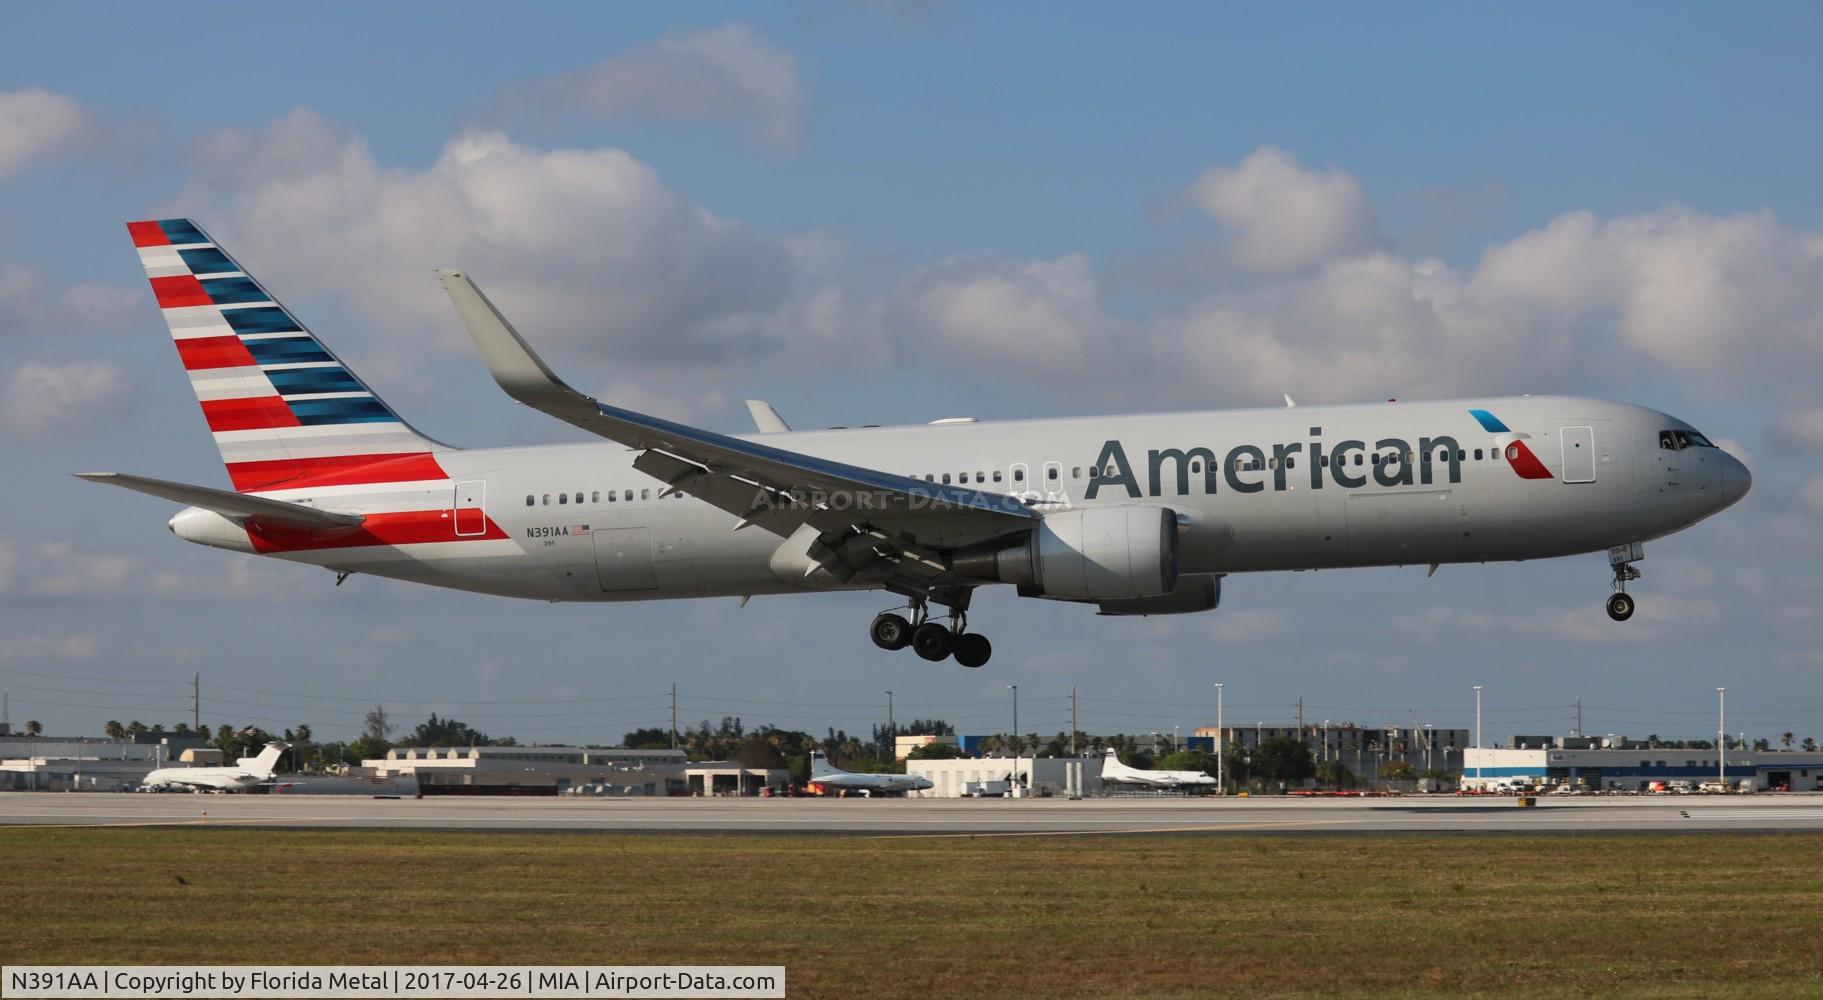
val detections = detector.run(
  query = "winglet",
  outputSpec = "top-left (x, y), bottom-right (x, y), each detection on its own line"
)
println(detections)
top-left (745, 400), bottom-right (790, 434)
top-left (1284, 394), bottom-right (1298, 409)
top-left (435, 270), bottom-right (600, 428)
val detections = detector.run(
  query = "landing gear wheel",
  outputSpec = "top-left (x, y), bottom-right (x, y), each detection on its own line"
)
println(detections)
top-left (1605, 592), bottom-right (1635, 622)
top-left (870, 613), bottom-right (913, 651)
top-left (953, 632), bottom-right (992, 668)
top-left (911, 622), bottom-right (954, 662)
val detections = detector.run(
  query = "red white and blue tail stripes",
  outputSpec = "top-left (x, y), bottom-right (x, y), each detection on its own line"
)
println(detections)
top-left (128, 219), bottom-right (449, 493)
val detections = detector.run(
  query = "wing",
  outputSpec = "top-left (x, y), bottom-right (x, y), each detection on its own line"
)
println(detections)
top-left (437, 270), bottom-right (1037, 592)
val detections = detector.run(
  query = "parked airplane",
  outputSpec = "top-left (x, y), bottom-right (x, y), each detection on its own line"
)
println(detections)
top-left (808, 753), bottom-right (934, 794)
top-left (141, 741), bottom-right (289, 792)
top-left (1099, 748), bottom-right (1218, 789)
top-left (87, 220), bottom-right (1751, 668)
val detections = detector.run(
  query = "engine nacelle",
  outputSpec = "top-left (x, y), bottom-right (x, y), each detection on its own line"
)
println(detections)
top-left (1097, 574), bottom-right (1220, 616)
top-left (952, 505), bottom-right (1178, 600)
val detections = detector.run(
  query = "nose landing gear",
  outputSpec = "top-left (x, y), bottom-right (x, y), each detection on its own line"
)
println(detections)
top-left (869, 594), bottom-right (992, 667)
top-left (1606, 543), bottom-right (1642, 622)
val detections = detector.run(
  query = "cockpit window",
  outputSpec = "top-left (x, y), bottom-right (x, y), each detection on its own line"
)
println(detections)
top-left (1662, 429), bottom-right (1716, 450)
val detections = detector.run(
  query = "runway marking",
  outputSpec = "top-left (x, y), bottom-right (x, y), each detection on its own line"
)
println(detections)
top-left (877, 819), bottom-right (1353, 839)
top-left (1682, 810), bottom-right (1823, 820)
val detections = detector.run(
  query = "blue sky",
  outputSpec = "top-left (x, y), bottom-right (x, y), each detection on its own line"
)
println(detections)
top-left (4, 5), bottom-right (1823, 749)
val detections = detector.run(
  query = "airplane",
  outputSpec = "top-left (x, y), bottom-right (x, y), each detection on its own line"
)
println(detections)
top-left (1098, 747), bottom-right (1218, 789)
top-left (808, 752), bottom-right (934, 794)
top-left (84, 219), bottom-right (1752, 668)
top-left (141, 741), bottom-right (290, 792)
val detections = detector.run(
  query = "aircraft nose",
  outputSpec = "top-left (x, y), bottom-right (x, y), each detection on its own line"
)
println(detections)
top-left (1721, 451), bottom-right (1752, 507)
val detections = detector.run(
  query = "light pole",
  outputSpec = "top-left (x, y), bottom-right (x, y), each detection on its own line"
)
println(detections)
top-left (1473, 685), bottom-right (1484, 788)
top-left (1717, 687), bottom-right (1725, 791)
top-left (1425, 724), bottom-right (1434, 772)
top-left (1322, 720), bottom-right (1330, 763)
top-left (1007, 684), bottom-right (1019, 797)
top-left (1214, 683), bottom-right (1224, 796)
top-left (885, 690), bottom-right (894, 764)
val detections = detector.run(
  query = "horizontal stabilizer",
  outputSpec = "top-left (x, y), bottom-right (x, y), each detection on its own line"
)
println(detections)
top-left (74, 473), bottom-right (364, 530)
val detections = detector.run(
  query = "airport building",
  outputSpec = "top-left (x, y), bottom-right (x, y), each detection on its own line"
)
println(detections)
top-left (1193, 724), bottom-right (1469, 778)
top-left (906, 755), bottom-right (1104, 798)
top-left (0, 734), bottom-right (208, 791)
top-left (894, 734), bottom-right (958, 761)
top-left (1462, 736), bottom-right (1823, 792)
top-left (363, 746), bottom-right (788, 796)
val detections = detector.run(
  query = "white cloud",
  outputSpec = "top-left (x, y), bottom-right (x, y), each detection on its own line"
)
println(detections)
top-left (174, 112), bottom-right (794, 381)
top-left (494, 23), bottom-right (805, 151)
top-left (1206, 608), bottom-right (1286, 643)
top-left (889, 253), bottom-right (1123, 382)
top-left (0, 88), bottom-right (88, 181)
top-left (0, 539), bottom-right (136, 599)
top-left (0, 263), bottom-right (142, 340)
top-left (1767, 408), bottom-right (1823, 453)
top-left (1, 361), bottom-right (133, 437)
top-left (1800, 477), bottom-right (1823, 516)
top-left (1187, 146), bottom-right (1380, 273)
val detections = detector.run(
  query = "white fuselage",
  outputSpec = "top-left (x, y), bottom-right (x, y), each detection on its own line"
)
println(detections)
top-left (170, 395), bottom-right (1748, 604)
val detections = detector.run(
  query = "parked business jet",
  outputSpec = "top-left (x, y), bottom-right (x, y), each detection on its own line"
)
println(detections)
top-left (1099, 748), bottom-right (1219, 789)
top-left (141, 741), bottom-right (289, 792)
top-left (86, 220), bottom-right (1751, 668)
top-left (809, 753), bottom-right (934, 794)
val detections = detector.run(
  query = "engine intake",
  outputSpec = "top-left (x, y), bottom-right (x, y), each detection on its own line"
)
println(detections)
top-left (951, 505), bottom-right (1178, 600)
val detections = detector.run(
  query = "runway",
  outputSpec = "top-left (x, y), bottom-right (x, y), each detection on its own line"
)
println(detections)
top-left (5, 792), bottom-right (1823, 834)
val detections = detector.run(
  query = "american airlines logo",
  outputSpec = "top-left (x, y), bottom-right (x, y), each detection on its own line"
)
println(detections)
top-left (1084, 410), bottom-right (1548, 500)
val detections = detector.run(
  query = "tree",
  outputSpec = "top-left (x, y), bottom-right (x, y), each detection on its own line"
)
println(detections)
top-left (104, 720), bottom-right (125, 740)
top-left (126, 721), bottom-right (147, 739)
top-left (1783, 732), bottom-right (1796, 750)
top-left (907, 742), bottom-right (966, 760)
top-left (736, 735), bottom-right (785, 770)
top-left (1754, 738), bottom-right (1770, 753)
top-left (398, 713), bottom-right (493, 748)
top-left (1806, 738), bottom-right (1818, 753)
top-left (1252, 736), bottom-right (1315, 789)
top-left (348, 736), bottom-right (392, 763)
top-left (622, 727), bottom-right (673, 750)
top-left (25, 720), bottom-right (42, 737)
top-left (1157, 749), bottom-right (1217, 777)
top-left (363, 705), bottom-right (394, 742)
top-left (1380, 760), bottom-right (1417, 783)
top-left (1315, 759), bottom-right (1358, 789)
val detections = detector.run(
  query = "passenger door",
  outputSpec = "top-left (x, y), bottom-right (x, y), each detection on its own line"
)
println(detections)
top-left (1560, 426), bottom-right (1595, 483)
top-left (453, 480), bottom-right (486, 536)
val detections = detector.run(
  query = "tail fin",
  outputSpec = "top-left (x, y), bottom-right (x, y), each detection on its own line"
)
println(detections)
top-left (240, 741), bottom-right (289, 778)
top-left (810, 752), bottom-right (837, 777)
top-left (126, 219), bottom-right (448, 494)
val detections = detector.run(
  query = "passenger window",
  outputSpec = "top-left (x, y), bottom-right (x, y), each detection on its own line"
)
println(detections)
top-left (625, 490), bottom-right (633, 501)
top-left (1456, 450), bottom-right (1466, 461)
top-left (924, 474), bottom-right (934, 482)
top-left (591, 491), bottom-right (600, 503)
top-left (992, 471), bottom-right (1003, 483)
top-left (641, 489), bottom-right (650, 500)
top-left (1014, 469), bottom-right (1026, 482)
top-left (941, 473), bottom-right (951, 484)
top-left (1047, 467), bottom-right (1058, 481)
top-left (1267, 458), bottom-right (1278, 471)
top-left (542, 494), bottom-right (551, 505)
top-left (1191, 460), bottom-right (1202, 472)
top-left (1072, 467), bottom-right (1082, 479)
top-left (1319, 456), bottom-right (1328, 467)
top-left (525, 495), bottom-right (534, 507)
top-left (608, 492), bottom-right (616, 502)
top-left (1474, 449), bottom-right (1483, 461)
top-left (558, 493), bottom-right (567, 505)
top-left (1286, 457), bottom-right (1295, 469)
top-left (976, 471), bottom-right (985, 482)
top-left (1507, 445), bottom-right (1520, 460)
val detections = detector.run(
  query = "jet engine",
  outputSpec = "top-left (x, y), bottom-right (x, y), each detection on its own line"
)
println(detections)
top-left (951, 506), bottom-right (1178, 600)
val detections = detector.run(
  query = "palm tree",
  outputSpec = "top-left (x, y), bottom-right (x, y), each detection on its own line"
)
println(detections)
top-left (104, 720), bottom-right (125, 740)
top-left (1805, 738), bottom-right (1818, 753)
top-left (1782, 732), bottom-right (1795, 750)
top-left (25, 720), bottom-right (42, 737)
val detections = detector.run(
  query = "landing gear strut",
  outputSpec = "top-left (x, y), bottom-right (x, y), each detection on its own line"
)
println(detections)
top-left (868, 594), bottom-right (992, 667)
top-left (1607, 543), bottom-right (1642, 622)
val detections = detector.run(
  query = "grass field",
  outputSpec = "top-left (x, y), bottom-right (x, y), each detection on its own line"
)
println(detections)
top-left (3, 829), bottom-right (1821, 999)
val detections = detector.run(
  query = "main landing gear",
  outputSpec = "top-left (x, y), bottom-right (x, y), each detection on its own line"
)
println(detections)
top-left (1606, 543), bottom-right (1642, 622)
top-left (870, 599), bottom-right (992, 668)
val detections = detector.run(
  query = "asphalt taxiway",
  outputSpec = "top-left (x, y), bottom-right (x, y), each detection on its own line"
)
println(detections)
top-left (4, 793), bottom-right (1823, 834)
